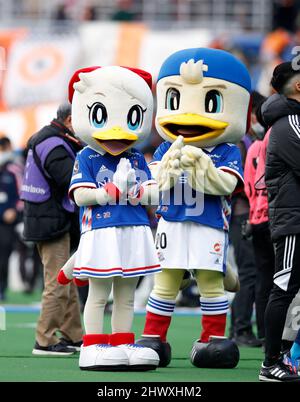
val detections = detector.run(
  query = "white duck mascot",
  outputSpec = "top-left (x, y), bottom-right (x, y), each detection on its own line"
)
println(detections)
top-left (137, 48), bottom-right (251, 369)
top-left (58, 65), bottom-right (161, 371)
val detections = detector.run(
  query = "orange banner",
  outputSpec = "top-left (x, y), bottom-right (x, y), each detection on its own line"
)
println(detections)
top-left (0, 28), bottom-right (28, 111)
top-left (114, 23), bottom-right (147, 67)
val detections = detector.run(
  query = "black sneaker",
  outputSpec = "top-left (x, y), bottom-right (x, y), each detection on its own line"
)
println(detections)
top-left (60, 337), bottom-right (83, 352)
top-left (259, 359), bottom-right (300, 382)
top-left (32, 341), bottom-right (77, 356)
top-left (235, 331), bottom-right (262, 347)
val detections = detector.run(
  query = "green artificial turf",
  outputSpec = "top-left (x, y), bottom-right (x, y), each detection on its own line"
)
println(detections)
top-left (0, 310), bottom-right (263, 382)
top-left (2, 290), bottom-right (42, 306)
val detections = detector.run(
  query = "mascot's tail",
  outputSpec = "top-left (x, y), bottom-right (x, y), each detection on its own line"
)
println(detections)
top-left (224, 262), bottom-right (240, 293)
top-left (57, 252), bottom-right (88, 287)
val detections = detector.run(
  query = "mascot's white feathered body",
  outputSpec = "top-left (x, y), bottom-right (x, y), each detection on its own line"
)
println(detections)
top-left (137, 48), bottom-right (251, 369)
top-left (58, 65), bottom-right (160, 371)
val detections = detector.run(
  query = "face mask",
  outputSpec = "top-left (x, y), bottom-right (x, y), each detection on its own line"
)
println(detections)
top-left (251, 122), bottom-right (265, 140)
top-left (0, 151), bottom-right (14, 166)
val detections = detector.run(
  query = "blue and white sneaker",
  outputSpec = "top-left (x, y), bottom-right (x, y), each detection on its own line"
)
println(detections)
top-left (79, 344), bottom-right (128, 371)
top-left (117, 344), bottom-right (159, 370)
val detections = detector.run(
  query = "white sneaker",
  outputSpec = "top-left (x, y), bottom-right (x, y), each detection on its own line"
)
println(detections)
top-left (79, 344), bottom-right (129, 371)
top-left (117, 344), bottom-right (159, 370)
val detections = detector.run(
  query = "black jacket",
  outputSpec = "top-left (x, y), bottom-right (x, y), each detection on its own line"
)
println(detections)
top-left (23, 120), bottom-right (82, 244)
top-left (262, 94), bottom-right (300, 240)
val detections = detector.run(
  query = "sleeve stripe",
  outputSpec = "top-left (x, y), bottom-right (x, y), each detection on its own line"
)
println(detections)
top-left (69, 182), bottom-right (97, 195)
top-left (289, 115), bottom-right (300, 139)
top-left (219, 167), bottom-right (244, 184)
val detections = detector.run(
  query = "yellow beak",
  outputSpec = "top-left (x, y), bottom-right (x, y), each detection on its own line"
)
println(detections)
top-left (92, 126), bottom-right (138, 155)
top-left (158, 113), bottom-right (228, 143)
top-left (92, 126), bottom-right (138, 141)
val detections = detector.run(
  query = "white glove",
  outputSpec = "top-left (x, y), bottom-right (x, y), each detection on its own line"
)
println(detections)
top-left (113, 158), bottom-right (136, 194)
top-left (181, 145), bottom-right (204, 168)
top-left (74, 158), bottom-right (137, 206)
top-left (181, 145), bottom-right (238, 195)
top-left (157, 135), bottom-right (184, 191)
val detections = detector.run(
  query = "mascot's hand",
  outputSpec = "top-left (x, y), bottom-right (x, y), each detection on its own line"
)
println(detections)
top-left (157, 136), bottom-right (184, 191)
top-left (181, 147), bottom-right (238, 195)
top-left (181, 145), bottom-right (205, 168)
top-left (181, 145), bottom-right (207, 191)
top-left (113, 158), bottom-right (136, 195)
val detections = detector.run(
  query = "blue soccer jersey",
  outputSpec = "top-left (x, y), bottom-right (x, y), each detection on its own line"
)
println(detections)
top-left (151, 141), bottom-right (244, 231)
top-left (69, 147), bottom-right (151, 233)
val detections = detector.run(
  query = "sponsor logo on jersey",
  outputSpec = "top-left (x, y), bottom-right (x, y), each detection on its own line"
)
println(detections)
top-left (214, 242), bottom-right (221, 253)
top-left (157, 251), bottom-right (165, 262)
top-left (228, 160), bottom-right (239, 170)
top-left (88, 153), bottom-right (100, 159)
top-left (209, 242), bottom-right (223, 257)
top-left (99, 164), bottom-right (108, 172)
top-left (178, 175), bottom-right (188, 184)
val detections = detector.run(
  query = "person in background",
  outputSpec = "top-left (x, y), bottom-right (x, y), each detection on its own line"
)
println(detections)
top-left (229, 105), bottom-right (262, 348)
top-left (18, 240), bottom-right (42, 294)
top-left (244, 91), bottom-right (274, 348)
top-left (8, 147), bottom-right (43, 295)
top-left (0, 137), bottom-right (20, 301)
top-left (21, 103), bottom-right (83, 356)
top-left (259, 62), bottom-right (300, 382)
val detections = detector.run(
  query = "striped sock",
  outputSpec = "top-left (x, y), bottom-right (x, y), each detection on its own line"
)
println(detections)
top-left (200, 296), bottom-right (229, 315)
top-left (146, 294), bottom-right (176, 317)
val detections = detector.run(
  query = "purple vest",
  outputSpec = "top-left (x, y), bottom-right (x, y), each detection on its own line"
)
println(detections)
top-left (21, 137), bottom-right (76, 213)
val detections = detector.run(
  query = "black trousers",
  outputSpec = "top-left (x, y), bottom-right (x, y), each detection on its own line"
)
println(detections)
top-left (0, 223), bottom-right (15, 296)
top-left (252, 222), bottom-right (275, 339)
top-left (17, 240), bottom-right (42, 292)
top-left (264, 233), bottom-right (300, 365)
top-left (229, 214), bottom-right (257, 335)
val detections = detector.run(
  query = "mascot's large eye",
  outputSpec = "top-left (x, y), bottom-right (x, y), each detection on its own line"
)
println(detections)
top-left (205, 90), bottom-right (223, 113)
top-left (88, 102), bottom-right (108, 128)
top-left (127, 105), bottom-right (145, 130)
top-left (165, 88), bottom-right (180, 111)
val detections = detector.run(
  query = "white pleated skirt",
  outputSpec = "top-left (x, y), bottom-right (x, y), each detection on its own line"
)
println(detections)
top-left (74, 225), bottom-right (161, 279)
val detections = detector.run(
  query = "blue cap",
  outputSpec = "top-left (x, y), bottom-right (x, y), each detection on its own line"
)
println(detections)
top-left (157, 48), bottom-right (251, 93)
